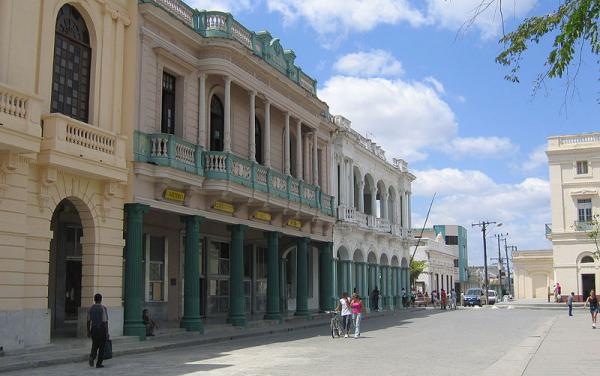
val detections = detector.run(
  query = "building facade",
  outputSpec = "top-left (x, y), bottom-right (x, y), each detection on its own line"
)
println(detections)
top-left (545, 132), bottom-right (600, 301)
top-left (332, 116), bottom-right (415, 310)
top-left (512, 249), bottom-right (554, 300)
top-left (125, 0), bottom-right (338, 335)
top-left (0, 0), bottom-right (137, 349)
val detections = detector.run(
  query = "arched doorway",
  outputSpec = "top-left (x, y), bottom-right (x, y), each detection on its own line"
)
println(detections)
top-left (49, 199), bottom-right (84, 337)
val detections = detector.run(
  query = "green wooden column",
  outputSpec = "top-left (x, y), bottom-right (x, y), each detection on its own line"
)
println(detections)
top-left (227, 224), bottom-right (248, 326)
top-left (295, 237), bottom-right (310, 316)
top-left (319, 242), bottom-right (334, 311)
top-left (362, 263), bottom-right (368, 300)
top-left (264, 231), bottom-right (281, 320)
top-left (391, 266), bottom-right (398, 309)
top-left (123, 203), bottom-right (149, 338)
top-left (180, 215), bottom-right (204, 332)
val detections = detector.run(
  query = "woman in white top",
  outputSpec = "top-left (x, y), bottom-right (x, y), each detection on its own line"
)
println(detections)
top-left (337, 292), bottom-right (352, 338)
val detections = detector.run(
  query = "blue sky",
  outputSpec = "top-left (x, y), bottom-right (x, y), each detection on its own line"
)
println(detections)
top-left (186, 0), bottom-right (599, 265)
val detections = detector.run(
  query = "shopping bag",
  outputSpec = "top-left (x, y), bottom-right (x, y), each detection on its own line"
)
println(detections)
top-left (103, 339), bottom-right (113, 360)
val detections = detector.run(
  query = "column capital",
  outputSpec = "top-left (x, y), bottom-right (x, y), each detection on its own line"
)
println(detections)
top-left (227, 224), bottom-right (249, 234)
top-left (197, 71), bottom-right (206, 80)
top-left (264, 231), bottom-right (282, 240)
top-left (223, 75), bottom-right (232, 84)
top-left (264, 97), bottom-right (271, 106)
top-left (124, 203), bottom-right (150, 217)
top-left (180, 215), bottom-right (204, 226)
top-left (249, 89), bottom-right (257, 97)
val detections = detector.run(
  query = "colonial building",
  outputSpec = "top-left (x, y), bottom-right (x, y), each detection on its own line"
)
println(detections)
top-left (413, 225), bottom-right (468, 295)
top-left (0, 0), bottom-right (136, 349)
top-left (512, 249), bottom-right (554, 299)
top-left (332, 116), bottom-right (415, 310)
top-left (126, 0), bottom-right (337, 335)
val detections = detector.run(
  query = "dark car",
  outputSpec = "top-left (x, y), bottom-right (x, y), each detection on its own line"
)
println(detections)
top-left (463, 288), bottom-right (485, 307)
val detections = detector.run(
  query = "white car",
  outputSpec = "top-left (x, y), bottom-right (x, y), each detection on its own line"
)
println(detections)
top-left (487, 290), bottom-right (497, 305)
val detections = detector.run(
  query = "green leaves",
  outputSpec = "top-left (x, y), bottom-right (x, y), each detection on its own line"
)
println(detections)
top-left (496, 0), bottom-right (599, 89)
top-left (410, 259), bottom-right (428, 283)
top-left (589, 214), bottom-right (600, 259)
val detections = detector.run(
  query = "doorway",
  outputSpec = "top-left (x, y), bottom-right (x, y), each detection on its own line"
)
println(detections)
top-left (582, 274), bottom-right (596, 301)
top-left (49, 199), bottom-right (83, 337)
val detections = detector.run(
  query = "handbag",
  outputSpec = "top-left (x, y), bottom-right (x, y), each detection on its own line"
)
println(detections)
top-left (103, 339), bottom-right (113, 360)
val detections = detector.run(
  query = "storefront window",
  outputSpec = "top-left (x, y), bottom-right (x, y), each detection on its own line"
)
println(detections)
top-left (208, 241), bottom-right (230, 314)
top-left (148, 236), bottom-right (166, 302)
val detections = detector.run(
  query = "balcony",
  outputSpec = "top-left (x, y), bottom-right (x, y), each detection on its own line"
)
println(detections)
top-left (336, 204), bottom-right (410, 237)
top-left (134, 131), bottom-right (334, 217)
top-left (574, 221), bottom-right (594, 232)
top-left (39, 113), bottom-right (127, 182)
top-left (0, 83), bottom-right (42, 153)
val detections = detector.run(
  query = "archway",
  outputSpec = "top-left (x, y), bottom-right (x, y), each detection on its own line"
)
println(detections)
top-left (363, 174), bottom-right (375, 215)
top-left (336, 246), bottom-right (351, 296)
top-left (48, 198), bottom-right (87, 337)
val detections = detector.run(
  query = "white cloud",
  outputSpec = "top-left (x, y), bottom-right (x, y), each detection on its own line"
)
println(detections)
top-left (185, 0), bottom-right (252, 13)
top-left (442, 136), bottom-right (518, 158)
top-left (334, 50), bottom-right (404, 77)
top-left (412, 168), bottom-right (551, 265)
top-left (320, 75), bottom-right (458, 162)
top-left (522, 144), bottom-right (548, 171)
top-left (423, 76), bottom-right (445, 94)
top-left (456, 95), bottom-right (467, 103)
top-left (425, 0), bottom-right (538, 39)
top-left (266, 0), bottom-right (427, 35)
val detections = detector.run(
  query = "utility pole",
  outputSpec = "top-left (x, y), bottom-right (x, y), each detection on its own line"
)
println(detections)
top-left (495, 233), bottom-right (508, 296)
top-left (472, 221), bottom-right (500, 304)
top-left (506, 244), bottom-right (516, 297)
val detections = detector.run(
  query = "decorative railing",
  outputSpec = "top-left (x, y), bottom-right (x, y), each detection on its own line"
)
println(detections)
top-left (0, 84), bottom-right (29, 119)
top-left (135, 131), bottom-right (333, 215)
top-left (153, 0), bottom-right (194, 26)
top-left (141, 1), bottom-right (318, 95)
top-left (337, 205), bottom-right (356, 222)
top-left (356, 212), bottom-right (369, 228)
top-left (558, 134), bottom-right (600, 146)
top-left (574, 221), bottom-right (593, 232)
top-left (375, 218), bottom-right (391, 233)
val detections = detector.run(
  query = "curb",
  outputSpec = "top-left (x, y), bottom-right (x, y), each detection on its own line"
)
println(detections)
top-left (0, 308), bottom-right (419, 373)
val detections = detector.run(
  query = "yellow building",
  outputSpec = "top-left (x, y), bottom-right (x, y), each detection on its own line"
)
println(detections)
top-left (0, 0), bottom-right (137, 349)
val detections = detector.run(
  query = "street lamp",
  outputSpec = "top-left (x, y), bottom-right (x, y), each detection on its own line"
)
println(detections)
top-left (472, 221), bottom-right (502, 304)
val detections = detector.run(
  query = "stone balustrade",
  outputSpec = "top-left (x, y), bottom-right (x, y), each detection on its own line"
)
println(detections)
top-left (0, 83), bottom-right (42, 153)
top-left (135, 131), bottom-right (334, 216)
top-left (548, 132), bottom-right (600, 149)
top-left (40, 113), bottom-right (127, 181)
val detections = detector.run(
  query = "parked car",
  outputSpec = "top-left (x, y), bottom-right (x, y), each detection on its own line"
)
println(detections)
top-left (463, 288), bottom-right (485, 307)
top-left (487, 290), bottom-right (497, 305)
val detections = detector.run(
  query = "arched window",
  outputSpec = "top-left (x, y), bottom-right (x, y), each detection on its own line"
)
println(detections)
top-left (210, 96), bottom-right (224, 151)
top-left (51, 4), bottom-right (91, 123)
top-left (255, 117), bottom-right (262, 164)
top-left (581, 256), bottom-right (595, 263)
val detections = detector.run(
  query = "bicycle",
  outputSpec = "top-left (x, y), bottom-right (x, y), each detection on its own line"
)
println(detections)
top-left (325, 310), bottom-right (342, 338)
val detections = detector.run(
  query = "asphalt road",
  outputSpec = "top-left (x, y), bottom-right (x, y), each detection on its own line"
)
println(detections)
top-left (4, 307), bottom-right (559, 376)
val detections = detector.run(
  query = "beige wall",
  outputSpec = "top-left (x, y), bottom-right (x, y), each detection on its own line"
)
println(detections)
top-left (512, 251), bottom-right (554, 299)
top-left (0, 0), bottom-right (137, 349)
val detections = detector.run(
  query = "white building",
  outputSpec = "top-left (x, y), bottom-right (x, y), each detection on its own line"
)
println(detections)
top-left (514, 132), bottom-right (600, 301)
top-left (332, 115), bottom-right (415, 310)
top-left (413, 229), bottom-right (460, 295)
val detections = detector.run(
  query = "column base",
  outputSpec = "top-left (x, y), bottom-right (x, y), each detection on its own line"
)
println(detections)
top-left (123, 321), bottom-right (146, 339)
top-left (227, 314), bottom-right (246, 327)
top-left (263, 312), bottom-right (281, 320)
top-left (294, 310), bottom-right (310, 317)
top-left (180, 317), bottom-right (204, 333)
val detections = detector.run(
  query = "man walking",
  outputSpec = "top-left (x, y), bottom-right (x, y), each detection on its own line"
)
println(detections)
top-left (568, 292), bottom-right (574, 316)
top-left (87, 293), bottom-right (109, 368)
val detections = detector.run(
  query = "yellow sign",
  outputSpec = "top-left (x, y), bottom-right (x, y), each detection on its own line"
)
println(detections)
top-left (287, 219), bottom-right (302, 229)
top-left (164, 189), bottom-right (185, 202)
top-left (213, 201), bottom-right (235, 214)
top-left (254, 211), bottom-right (272, 221)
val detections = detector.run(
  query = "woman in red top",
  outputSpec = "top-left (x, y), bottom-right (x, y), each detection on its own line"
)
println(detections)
top-left (350, 293), bottom-right (366, 339)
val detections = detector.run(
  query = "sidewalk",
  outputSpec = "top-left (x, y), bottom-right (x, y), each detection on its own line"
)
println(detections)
top-left (0, 308), bottom-right (417, 373)
top-left (484, 308), bottom-right (600, 375)
top-left (496, 298), bottom-right (585, 310)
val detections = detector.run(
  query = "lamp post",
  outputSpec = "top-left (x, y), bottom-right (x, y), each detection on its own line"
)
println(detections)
top-left (472, 221), bottom-right (502, 304)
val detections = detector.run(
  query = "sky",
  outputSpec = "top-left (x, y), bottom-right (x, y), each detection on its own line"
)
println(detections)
top-left (184, 0), bottom-right (599, 266)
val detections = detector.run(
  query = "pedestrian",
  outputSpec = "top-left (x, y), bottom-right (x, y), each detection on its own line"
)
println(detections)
top-left (585, 290), bottom-right (599, 328)
top-left (440, 288), bottom-right (446, 310)
top-left (567, 292), bottom-right (574, 317)
top-left (143, 309), bottom-right (158, 336)
top-left (432, 290), bottom-right (438, 307)
top-left (401, 287), bottom-right (407, 308)
top-left (350, 293), bottom-right (366, 339)
top-left (371, 287), bottom-right (380, 311)
top-left (450, 289), bottom-right (457, 310)
top-left (87, 293), bottom-right (108, 368)
top-left (337, 292), bottom-right (352, 338)
top-left (556, 282), bottom-right (562, 303)
top-left (424, 291), bottom-right (429, 307)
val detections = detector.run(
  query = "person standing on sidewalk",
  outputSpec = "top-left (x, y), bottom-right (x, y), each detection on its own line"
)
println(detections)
top-left (440, 288), bottom-right (446, 310)
top-left (450, 289), bottom-right (457, 310)
top-left (350, 293), bottom-right (366, 339)
top-left (567, 292), bottom-right (574, 316)
top-left (87, 293), bottom-right (109, 368)
top-left (584, 290), bottom-right (598, 328)
top-left (337, 292), bottom-right (352, 338)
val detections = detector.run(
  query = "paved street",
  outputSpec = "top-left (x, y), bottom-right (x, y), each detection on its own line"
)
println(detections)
top-left (4, 307), bottom-right (575, 376)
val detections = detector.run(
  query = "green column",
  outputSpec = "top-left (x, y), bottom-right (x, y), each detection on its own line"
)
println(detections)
top-left (180, 215), bottom-right (204, 332)
top-left (227, 224), bottom-right (248, 326)
top-left (279, 257), bottom-right (287, 315)
top-left (319, 242), bottom-right (334, 311)
top-left (391, 266), bottom-right (397, 309)
top-left (295, 237), bottom-right (310, 316)
top-left (264, 231), bottom-right (281, 320)
top-left (123, 203), bottom-right (149, 338)
top-left (339, 260), bottom-right (348, 294)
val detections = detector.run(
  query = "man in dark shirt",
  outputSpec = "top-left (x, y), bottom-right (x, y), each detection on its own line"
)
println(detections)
top-left (87, 293), bottom-right (108, 368)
